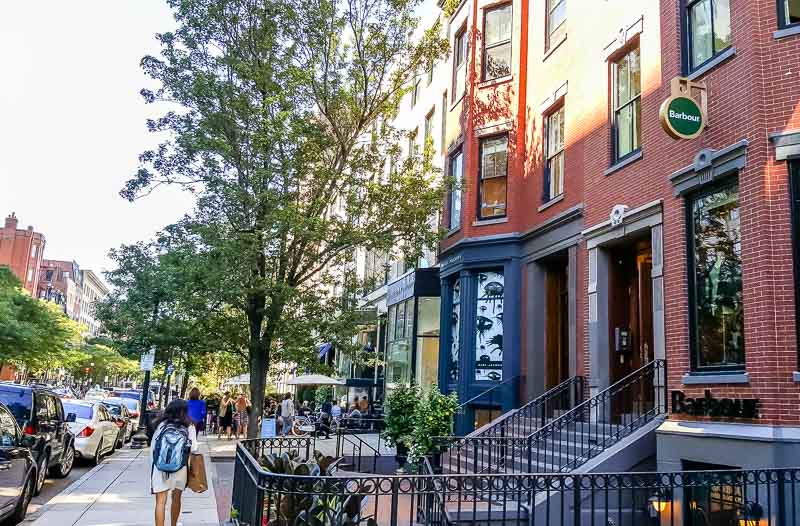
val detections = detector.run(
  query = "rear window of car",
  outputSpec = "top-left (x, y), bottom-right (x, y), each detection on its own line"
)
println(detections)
top-left (0, 387), bottom-right (32, 426)
top-left (120, 399), bottom-right (139, 412)
top-left (102, 404), bottom-right (122, 416)
top-left (112, 391), bottom-right (140, 400)
top-left (62, 403), bottom-right (93, 420)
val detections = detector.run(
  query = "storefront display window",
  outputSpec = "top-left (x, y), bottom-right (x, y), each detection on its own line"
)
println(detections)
top-left (475, 270), bottom-right (504, 381)
top-left (688, 181), bottom-right (744, 371)
top-left (449, 280), bottom-right (461, 383)
top-left (387, 298), bottom-right (414, 389)
top-left (415, 297), bottom-right (440, 387)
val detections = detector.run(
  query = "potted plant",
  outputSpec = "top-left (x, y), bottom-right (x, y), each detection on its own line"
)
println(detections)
top-left (408, 386), bottom-right (458, 471)
top-left (382, 385), bottom-right (418, 469)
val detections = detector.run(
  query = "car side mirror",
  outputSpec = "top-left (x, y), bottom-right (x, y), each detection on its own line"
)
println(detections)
top-left (19, 434), bottom-right (35, 448)
top-left (66, 413), bottom-right (77, 423)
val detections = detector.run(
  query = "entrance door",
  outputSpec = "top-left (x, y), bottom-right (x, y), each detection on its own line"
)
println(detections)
top-left (545, 259), bottom-right (570, 389)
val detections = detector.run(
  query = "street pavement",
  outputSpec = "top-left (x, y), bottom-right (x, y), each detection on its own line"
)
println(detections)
top-left (27, 441), bottom-right (218, 526)
top-left (24, 463), bottom-right (92, 523)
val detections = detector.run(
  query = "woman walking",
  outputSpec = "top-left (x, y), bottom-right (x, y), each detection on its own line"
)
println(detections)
top-left (186, 387), bottom-right (207, 434)
top-left (218, 392), bottom-right (234, 440)
top-left (234, 392), bottom-right (251, 439)
top-left (151, 399), bottom-right (198, 526)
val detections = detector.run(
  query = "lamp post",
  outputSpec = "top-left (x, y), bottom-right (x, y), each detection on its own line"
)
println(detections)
top-left (131, 299), bottom-right (160, 450)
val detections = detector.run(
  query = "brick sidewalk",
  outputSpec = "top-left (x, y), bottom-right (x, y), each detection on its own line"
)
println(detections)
top-left (28, 442), bottom-right (218, 526)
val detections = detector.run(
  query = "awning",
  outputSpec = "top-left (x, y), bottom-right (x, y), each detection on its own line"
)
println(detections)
top-left (222, 373), bottom-right (250, 386)
top-left (286, 374), bottom-right (346, 386)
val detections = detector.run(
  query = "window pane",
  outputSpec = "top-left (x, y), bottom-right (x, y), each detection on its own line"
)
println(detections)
top-left (450, 151), bottom-right (463, 229)
top-left (549, 151), bottom-right (565, 197)
top-left (481, 136), bottom-right (508, 179)
top-left (387, 340), bottom-right (412, 386)
top-left (475, 271), bottom-right (504, 381)
top-left (629, 47), bottom-right (641, 97)
top-left (485, 4), bottom-right (512, 46)
top-left (690, 183), bottom-right (744, 369)
top-left (547, 108), bottom-right (564, 156)
top-left (548, 0), bottom-right (566, 37)
top-left (690, 0), bottom-right (713, 68)
top-left (416, 336), bottom-right (440, 387)
top-left (615, 55), bottom-right (630, 106)
top-left (787, 0), bottom-right (800, 25)
top-left (395, 301), bottom-right (405, 339)
top-left (405, 298), bottom-right (415, 337)
top-left (480, 177), bottom-right (507, 217)
top-left (616, 104), bottom-right (633, 158)
top-left (484, 42), bottom-right (511, 79)
top-left (712, 0), bottom-right (731, 53)
top-left (417, 297), bottom-right (440, 336)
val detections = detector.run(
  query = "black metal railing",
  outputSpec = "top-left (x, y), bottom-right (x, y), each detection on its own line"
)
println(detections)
top-left (527, 359), bottom-right (666, 473)
top-left (232, 437), bottom-right (800, 526)
top-left (335, 427), bottom-right (383, 473)
top-left (469, 375), bottom-right (585, 440)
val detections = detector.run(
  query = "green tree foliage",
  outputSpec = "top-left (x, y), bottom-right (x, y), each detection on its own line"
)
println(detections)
top-left (120, 0), bottom-right (449, 437)
top-left (0, 266), bottom-right (83, 370)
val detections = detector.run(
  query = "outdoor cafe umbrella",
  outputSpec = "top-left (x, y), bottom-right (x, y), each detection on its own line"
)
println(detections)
top-left (286, 374), bottom-right (345, 386)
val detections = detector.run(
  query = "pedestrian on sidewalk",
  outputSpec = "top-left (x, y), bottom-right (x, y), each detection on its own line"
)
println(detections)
top-left (218, 392), bottom-right (234, 440)
top-left (280, 392), bottom-right (295, 436)
top-left (234, 392), bottom-right (251, 439)
top-left (151, 399), bottom-right (199, 526)
top-left (187, 387), bottom-right (207, 434)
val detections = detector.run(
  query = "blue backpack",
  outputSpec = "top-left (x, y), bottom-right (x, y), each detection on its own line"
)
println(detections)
top-left (153, 423), bottom-right (190, 473)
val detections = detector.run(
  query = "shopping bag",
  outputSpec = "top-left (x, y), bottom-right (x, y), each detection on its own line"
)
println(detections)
top-left (187, 454), bottom-right (208, 493)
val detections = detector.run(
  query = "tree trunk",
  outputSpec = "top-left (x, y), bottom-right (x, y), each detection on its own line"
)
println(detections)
top-left (246, 291), bottom-right (267, 440)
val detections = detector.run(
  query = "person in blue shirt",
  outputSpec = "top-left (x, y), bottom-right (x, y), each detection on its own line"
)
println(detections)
top-left (186, 387), bottom-right (208, 434)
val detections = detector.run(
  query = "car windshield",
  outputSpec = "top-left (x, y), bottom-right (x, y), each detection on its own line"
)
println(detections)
top-left (63, 403), bottom-right (93, 421)
top-left (112, 391), bottom-right (140, 401)
top-left (103, 404), bottom-right (122, 416)
top-left (121, 399), bottom-right (139, 411)
top-left (0, 387), bottom-right (33, 427)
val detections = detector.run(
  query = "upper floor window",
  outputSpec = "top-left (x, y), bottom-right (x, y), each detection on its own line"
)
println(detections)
top-left (546, 0), bottom-right (566, 49)
top-left (483, 3), bottom-right (512, 81)
top-left (612, 46), bottom-right (641, 163)
top-left (409, 128), bottom-right (418, 157)
top-left (30, 245), bottom-right (37, 258)
top-left (63, 271), bottom-right (70, 280)
top-left (424, 109), bottom-right (435, 150)
top-left (453, 27), bottom-right (468, 101)
top-left (449, 149), bottom-right (463, 230)
top-left (544, 105), bottom-right (565, 202)
top-left (686, 0), bottom-right (731, 71)
top-left (411, 78), bottom-right (420, 108)
top-left (26, 267), bottom-right (33, 283)
top-left (779, 0), bottom-right (800, 28)
top-left (427, 62), bottom-right (434, 85)
top-left (687, 179), bottom-right (744, 372)
top-left (479, 135), bottom-right (508, 219)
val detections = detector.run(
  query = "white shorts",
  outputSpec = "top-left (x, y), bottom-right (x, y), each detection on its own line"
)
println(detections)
top-left (151, 466), bottom-right (188, 494)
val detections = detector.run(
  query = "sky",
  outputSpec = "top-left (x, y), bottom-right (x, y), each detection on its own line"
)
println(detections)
top-left (0, 1), bottom-right (196, 277)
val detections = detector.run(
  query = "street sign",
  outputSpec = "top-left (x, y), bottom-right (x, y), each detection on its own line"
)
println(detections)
top-left (659, 77), bottom-right (707, 140)
top-left (140, 352), bottom-right (155, 371)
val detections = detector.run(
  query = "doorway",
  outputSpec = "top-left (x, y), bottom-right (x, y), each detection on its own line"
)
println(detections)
top-left (608, 236), bottom-right (654, 383)
top-left (544, 254), bottom-right (570, 389)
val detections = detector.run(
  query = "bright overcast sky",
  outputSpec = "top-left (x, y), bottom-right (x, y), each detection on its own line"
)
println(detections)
top-left (0, 1), bottom-right (195, 277)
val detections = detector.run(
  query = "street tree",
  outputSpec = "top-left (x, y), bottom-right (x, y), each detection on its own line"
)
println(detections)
top-left (122, 0), bottom-right (449, 436)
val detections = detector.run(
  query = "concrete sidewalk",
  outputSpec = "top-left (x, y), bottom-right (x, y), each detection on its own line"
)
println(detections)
top-left (27, 441), bottom-right (219, 526)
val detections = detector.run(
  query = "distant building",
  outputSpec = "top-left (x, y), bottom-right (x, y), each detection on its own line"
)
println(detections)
top-left (0, 212), bottom-right (46, 295)
top-left (79, 269), bottom-right (108, 336)
top-left (38, 259), bottom-right (83, 321)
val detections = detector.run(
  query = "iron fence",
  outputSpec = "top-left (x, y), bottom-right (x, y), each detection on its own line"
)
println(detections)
top-left (232, 436), bottom-right (800, 526)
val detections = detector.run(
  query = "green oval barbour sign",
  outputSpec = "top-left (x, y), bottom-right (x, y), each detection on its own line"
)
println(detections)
top-left (660, 95), bottom-right (705, 140)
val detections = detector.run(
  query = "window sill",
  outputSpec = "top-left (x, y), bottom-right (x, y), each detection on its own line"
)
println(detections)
top-left (446, 226), bottom-right (461, 238)
top-left (478, 75), bottom-right (513, 89)
top-left (681, 372), bottom-right (749, 385)
top-left (774, 24), bottom-right (800, 39)
top-left (687, 47), bottom-right (736, 81)
top-left (472, 217), bottom-right (508, 227)
top-left (603, 149), bottom-right (643, 177)
top-left (543, 35), bottom-right (567, 61)
top-left (538, 194), bottom-right (564, 212)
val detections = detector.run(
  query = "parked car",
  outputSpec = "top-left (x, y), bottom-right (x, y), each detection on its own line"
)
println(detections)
top-left (83, 389), bottom-right (107, 401)
top-left (0, 402), bottom-right (36, 525)
top-left (61, 401), bottom-right (118, 465)
top-left (51, 386), bottom-right (78, 399)
top-left (100, 399), bottom-right (133, 446)
top-left (0, 384), bottom-right (75, 495)
top-left (109, 397), bottom-right (141, 431)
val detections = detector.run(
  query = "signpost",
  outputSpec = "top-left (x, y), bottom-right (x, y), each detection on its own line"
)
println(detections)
top-left (659, 77), bottom-right (708, 140)
top-left (132, 348), bottom-right (156, 450)
top-left (140, 351), bottom-right (155, 371)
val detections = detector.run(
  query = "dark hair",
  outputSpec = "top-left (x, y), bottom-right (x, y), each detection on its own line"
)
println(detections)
top-left (284, 393), bottom-right (292, 400)
top-left (189, 387), bottom-right (201, 400)
top-left (157, 399), bottom-right (191, 428)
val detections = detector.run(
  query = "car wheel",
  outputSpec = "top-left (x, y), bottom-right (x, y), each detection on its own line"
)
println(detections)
top-left (51, 444), bottom-right (75, 479)
top-left (92, 438), bottom-right (103, 466)
top-left (33, 454), bottom-right (48, 496)
top-left (9, 472), bottom-right (34, 525)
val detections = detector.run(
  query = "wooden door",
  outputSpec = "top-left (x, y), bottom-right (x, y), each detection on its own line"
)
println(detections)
top-left (545, 265), bottom-right (569, 389)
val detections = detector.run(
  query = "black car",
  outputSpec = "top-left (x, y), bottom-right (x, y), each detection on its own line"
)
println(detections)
top-left (100, 399), bottom-right (133, 447)
top-left (0, 402), bottom-right (36, 524)
top-left (0, 384), bottom-right (75, 495)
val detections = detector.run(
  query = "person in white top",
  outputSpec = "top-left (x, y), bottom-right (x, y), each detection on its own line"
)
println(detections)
top-left (280, 393), bottom-right (296, 436)
top-left (151, 399), bottom-right (199, 526)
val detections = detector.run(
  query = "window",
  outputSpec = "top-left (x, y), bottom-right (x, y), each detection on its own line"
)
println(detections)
top-left (411, 78), bottom-right (420, 108)
top-left (475, 270), bottom-right (504, 381)
top-left (63, 271), bottom-right (70, 280)
top-left (686, 0), bottom-right (731, 71)
top-left (416, 297), bottom-right (441, 386)
top-left (31, 244), bottom-right (37, 258)
top-left (26, 267), bottom-right (33, 282)
top-left (544, 106), bottom-right (565, 202)
top-left (687, 180), bottom-right (744, 371)
top-left (408, 128), bottom-right (418, 157)
top-left (427, 62), bottom-right (434, 85)
top-left (45, 270), bottom-right (53, 281)
top-left (612, 46), bottom-right (641, 162)
top-left (448, 279), bottom-right (461, 383)
top-left (453, 27), bottom-right (468, 101)
top-left (479, 135), bottom-right (508, 218)
top-left (449, 149), bottom-right (463, 229)
top-left (424, 109), bottom-right (435, 150)
top-left (386, 298), bottom-right (415, 391)
top-left (0, 409), bottom-right (16, 447)
top-left (483, 3), bottom-right (512, 80)
top-left (790, 161), bottom-right (800, 368)
top-left (546, 0), bottom-right (566, 48)
top-left (779, 0), bottom-right (800, 28)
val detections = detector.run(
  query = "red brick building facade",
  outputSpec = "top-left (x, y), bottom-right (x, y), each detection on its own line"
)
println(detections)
top-left (437, 0), bottom-right (800, 466)
top-left (0, 213), bottom-right (45, 296)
